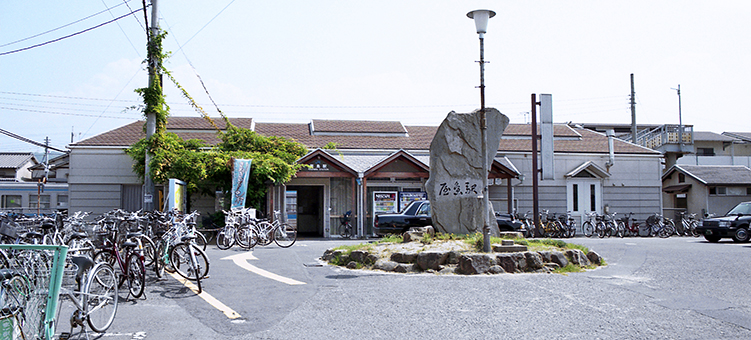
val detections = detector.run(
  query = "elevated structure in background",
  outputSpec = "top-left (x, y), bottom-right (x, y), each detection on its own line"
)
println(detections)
top-left (579, 123), bottom-right (694, 171)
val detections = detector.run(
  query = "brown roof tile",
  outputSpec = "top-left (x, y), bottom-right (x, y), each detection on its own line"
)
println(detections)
top-left (72, 117), bottom-right (660, 155)
top-left (311, 119), bottom-right (406, 134)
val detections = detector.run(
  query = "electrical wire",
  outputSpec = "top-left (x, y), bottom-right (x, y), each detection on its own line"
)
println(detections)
top-left (0, 7), bottom-right (143, 57)
top-left (0, 1), bottom-right (132, 48)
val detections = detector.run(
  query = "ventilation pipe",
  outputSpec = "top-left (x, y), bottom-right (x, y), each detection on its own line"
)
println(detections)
top-left (606, 129), bottom-right (615, 170)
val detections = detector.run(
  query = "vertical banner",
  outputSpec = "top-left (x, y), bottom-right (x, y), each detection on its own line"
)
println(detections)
top-left (165, 179), bottom-right (187, 212)
top-left (231, 158), bottom-right (253, 210)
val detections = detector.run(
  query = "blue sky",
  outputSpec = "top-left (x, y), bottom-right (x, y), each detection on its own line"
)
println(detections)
top-left (2, 1), bottom-right (750, 153)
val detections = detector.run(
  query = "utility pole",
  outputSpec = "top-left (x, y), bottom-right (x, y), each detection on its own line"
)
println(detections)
top-left (672, 84), bottom-right (683, 148)
top-left (143, 0), bottom-right (159, 211)
top-left (630, 74), bottom-right (637, 144)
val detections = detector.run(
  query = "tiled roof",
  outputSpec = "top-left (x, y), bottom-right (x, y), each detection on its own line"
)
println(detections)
top-left (71, 117), bottom-right (252, 147)
top-left (723, 132), bottom-right (751, 142)
top-left (694, 131), bottom-right (736, 142)
top-left (311, 119), bottom-right (406, 134)
top-left (669, 165), bottom-right (751, 185)
top-left (0, 152), bottom-right (36, 169)
top-left (71, 117), bottom-right (660, 155)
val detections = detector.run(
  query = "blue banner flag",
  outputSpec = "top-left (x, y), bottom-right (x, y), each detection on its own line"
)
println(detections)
top-left (231, 158), bottom-right (252, 210)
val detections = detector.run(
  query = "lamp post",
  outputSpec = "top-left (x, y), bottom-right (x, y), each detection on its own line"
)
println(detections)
top-left (467, 9), bottom-right (495, 252)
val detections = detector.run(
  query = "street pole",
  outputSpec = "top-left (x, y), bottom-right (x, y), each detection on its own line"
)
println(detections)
top-left (143, 0), bottom-right (159, 211)
top-left (468, 9), bottom-right (495, 253)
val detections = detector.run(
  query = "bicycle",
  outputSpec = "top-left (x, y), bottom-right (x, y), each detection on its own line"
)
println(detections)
top-left (339, 211), bottom-right (353, 239)
top-left (153, 214), bottom-right (210, 293)
top-left (582, 211), bottom-right (598, 237)
top-left (93, 228), bottom-right (146, 299)
top-left (557, 212), bottom-right (577, 238)
top-left (58, 255), bottom-right (119, 337)
top-left (250, 210), bottom-right (298, 248)
top-left (679, 212), bottom-right (700, 237)
top-left (538, 210), bottom-right (563, 238)
top-left (645, 213), bottom-right (674, 238)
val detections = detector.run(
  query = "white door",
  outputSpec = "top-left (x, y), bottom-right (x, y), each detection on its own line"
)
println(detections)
top-left (566, 180), bottom-right (602, 225)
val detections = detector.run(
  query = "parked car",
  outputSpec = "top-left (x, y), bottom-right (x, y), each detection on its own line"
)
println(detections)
top-left (373, 200), bottom-right (524, 236)
top-left (696, 201), bottom-right (751, 243)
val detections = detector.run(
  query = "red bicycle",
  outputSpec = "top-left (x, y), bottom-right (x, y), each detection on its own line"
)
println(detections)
top-left (621, 212), bottom-right (641, 237)
top-left (93, 227), bottom-right (146, 299)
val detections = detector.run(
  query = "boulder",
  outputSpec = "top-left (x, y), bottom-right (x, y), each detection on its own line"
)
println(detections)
top-left (524, 252), bottom-right (544, 270)
top-left (402, 226), bottom-right (436, 243)
top-left (488, 265), bottom-right (506, 274)
top-left (416, 251), bottom-right (449, 271)
top-left (549, 251), bottom-right (569, 268)
top-left (457, 254), bottom-right (497, 275)
top-left (587, 250), bottom-right (603, 265)
top-left (446, 250), bottom-right (462, 265)
top-left (349, 250), bottom-right (375, 265)
top-left (425, 108), bottom-right (509, 235)
top-left (565, 249), bottom-right (591, 266)
top-left (374, 260), bottom-right (399, 272)
top-left (391, 251), bottom-right (418, 264)
top-left (496, 254), bottom-right (517, 273)
top-left (394, 263), bottom-right (418, 273)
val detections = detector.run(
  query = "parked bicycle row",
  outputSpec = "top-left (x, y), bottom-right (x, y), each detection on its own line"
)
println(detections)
top-left (215, 208), bottom-right (298, 250)
top-left (0, 208), bottom-right (212, 338)
top-left (509, 210), bottom-right (701, 239)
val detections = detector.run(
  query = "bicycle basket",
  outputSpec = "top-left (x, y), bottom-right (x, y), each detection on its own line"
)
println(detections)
top-left (646, 214), bottom-right (659, 225)
top-left (340, 211), bottom-right (352, 224)
top-left (0, 221), bottom-right (18, 239)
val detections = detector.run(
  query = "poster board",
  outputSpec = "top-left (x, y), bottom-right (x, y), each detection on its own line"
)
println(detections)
top-left (373, 191), bottom-right (398, 215)
top-left (164, 178), bottom-right (186, 212)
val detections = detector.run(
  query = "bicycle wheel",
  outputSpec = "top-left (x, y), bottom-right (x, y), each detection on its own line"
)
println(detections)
top-left (274, 223), bottom-right (297, 248)
top-left (194, 231), bottom-right (208, 251)
top-left (139, 236), bottom-right (156, 268)
top-left (216, 228), bottom-right (235, 250)
top-left (256, 222), bottom-right (274, 246)
top-left (340, 222), bottom-right (353, 239)
top-left (127, 253), bottom-right (145, 298)
top-left (170, 243), bottom-right (210, 281)
top-left (615, 222), bottom-right (625, 238)
top-left (568, 222), bottom-right (577, 238)
top-left (85, 262), bottom-right (119, 333)
top-left (582, 221), bottom-right (594, 237)
top-left (597, 222), bottom-right (607, 238)
top-left (236, 225), bottom-right (253, 249)
top-left (154, 242), bottom-right (166, 278)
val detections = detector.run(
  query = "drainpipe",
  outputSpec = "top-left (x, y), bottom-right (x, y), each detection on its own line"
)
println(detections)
top-left (605, 129), bottom-right (615, 171)
top-left (357, 173), bottom-right (365, 238)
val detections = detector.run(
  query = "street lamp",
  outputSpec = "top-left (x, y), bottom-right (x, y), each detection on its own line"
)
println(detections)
top-left (467, 9), bottom-right (495, 252)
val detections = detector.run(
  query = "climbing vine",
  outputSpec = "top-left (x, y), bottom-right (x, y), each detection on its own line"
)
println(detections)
top-left (127, 30), bottom-right (308, 210)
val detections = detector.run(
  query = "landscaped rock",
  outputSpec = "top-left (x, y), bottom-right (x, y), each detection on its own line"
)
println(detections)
top-left (587, 250), bottom-right (603, 265)
top-left (488, 265), bottom-right (506, 274)
top-left (566, 249), bottom-right (591, 266)
top-left (416, 251), bottom-right (449, 271)
top-left (402, 226), bottom-right (435, 243)
top-left (391, 251), bottom-right (419, 264)
top-left (350, 250), bottom-right (373, 264)
top-left (549, 251), bottom-right (569, 268)
top-left (346, 261), bottom-right (358, 269)
top-left (496, 254), bottom-right (517, 273)
top-left (524, 252), bottom-right (544, 270)
top-left (457, 254), bottom-right (496, 275)
top-left (425, 108), bottom-right (509, 236)
top-left (374, 260), bottom-right (399, 272)
top-left (394, 263), bottom-right (418, 273)
top-left (446, 250), bottom-right (462, 265)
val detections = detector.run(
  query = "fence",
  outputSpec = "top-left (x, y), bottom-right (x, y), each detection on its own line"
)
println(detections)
top-left (0, 244), bottom-right (68, 340)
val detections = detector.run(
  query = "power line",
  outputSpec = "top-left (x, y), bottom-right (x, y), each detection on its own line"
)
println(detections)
top-left (0, 128), bottom-right (68, 152)
top-left (0, 1), bottom-right (133, 48)
top-left (0, 7), bottom-right (144, 57)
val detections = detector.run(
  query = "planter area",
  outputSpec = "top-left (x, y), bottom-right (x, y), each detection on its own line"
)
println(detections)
top-left (320, 238), bottom-right (604, 275)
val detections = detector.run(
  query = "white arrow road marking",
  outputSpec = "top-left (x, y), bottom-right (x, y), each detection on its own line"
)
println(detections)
top-left (221, 251), bottom-right (306, 285)
top-left (168, 271), bottom-right (242, 319)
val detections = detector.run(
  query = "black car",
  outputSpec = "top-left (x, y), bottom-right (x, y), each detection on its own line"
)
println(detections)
top-left (696, 201), bottom-right (751, 243)
top-left (373, 200), bottom-right (524, 236)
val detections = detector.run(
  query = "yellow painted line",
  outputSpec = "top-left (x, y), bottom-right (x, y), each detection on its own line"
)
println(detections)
top-left (221, 251), bottom-right (306, 286)
top-left (168, 271), bottom-right (242, 319)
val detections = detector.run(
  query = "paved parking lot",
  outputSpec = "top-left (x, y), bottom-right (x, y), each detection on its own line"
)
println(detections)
top-left (94, 236), bottom-right (751, 339)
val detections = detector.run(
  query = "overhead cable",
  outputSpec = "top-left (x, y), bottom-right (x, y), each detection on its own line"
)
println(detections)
top-left (0, 7), bottom-right (144, 57)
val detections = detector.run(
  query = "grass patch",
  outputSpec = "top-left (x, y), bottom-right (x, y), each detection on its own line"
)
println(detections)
top-left (553, 263), bottom-right (585, 274)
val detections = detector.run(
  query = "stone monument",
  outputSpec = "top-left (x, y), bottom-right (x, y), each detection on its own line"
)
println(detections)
top-left (425, 108), bottom-right (509, 235)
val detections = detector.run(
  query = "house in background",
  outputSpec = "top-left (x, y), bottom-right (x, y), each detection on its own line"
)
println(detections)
top-left (676, 131), bottom-right (751, 166)
top-left (0, 152), bottom-right (68, 213)
top-left (662, 164), bottom-right (751, 219)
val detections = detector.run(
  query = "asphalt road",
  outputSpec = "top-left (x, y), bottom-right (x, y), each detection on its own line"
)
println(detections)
top-left (65, 236), bottom-right (751, 340)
